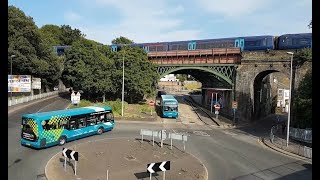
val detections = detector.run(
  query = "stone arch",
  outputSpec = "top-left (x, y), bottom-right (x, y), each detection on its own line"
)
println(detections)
top-left (253, 69), bottom-right (282, 120)
top-left (159, 66), bottom-right (235, 86)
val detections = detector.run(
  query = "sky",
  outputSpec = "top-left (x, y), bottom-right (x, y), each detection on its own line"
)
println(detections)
top-left (8, 0), bottom-right (312, 45)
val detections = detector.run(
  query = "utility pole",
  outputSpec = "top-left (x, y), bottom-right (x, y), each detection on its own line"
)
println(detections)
top-left (121, 56), bottom-right (125, 117)
top-left (10, 55), bottom-right (16, 100)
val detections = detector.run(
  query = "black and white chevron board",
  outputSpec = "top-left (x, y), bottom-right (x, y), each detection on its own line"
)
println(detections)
top-left (147, 161), bottom-right (171, 179)
top-left (62, 148), bottom-right (79, 175)
top-left (147, 161), bottom-right (170, 173)
top-left (62, 147), bottom-right (79, 161)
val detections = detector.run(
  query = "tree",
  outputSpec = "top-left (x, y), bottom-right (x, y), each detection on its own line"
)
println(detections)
top-left (8, 6), bottom-right (60, 89)
top-left (111, 36), bottom-right (134, 44)
top-left (60, 25), bottom-right (85, 45)
top-left (111, 45), bottom-right (159, 103)
top-left (39, 24), bottom-right (62, 47)
top-left (295, 48), bottom-right (312, 66)
top-left (175, 74), bottom-right (187, 82)
top-left (63, 39), bottom-right (115, 100)
top-left (292, 70), bottom-right (312, 128)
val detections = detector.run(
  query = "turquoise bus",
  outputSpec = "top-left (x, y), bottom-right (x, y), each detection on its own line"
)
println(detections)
top-left (21, 106), bottom-right (114, 149)
top-left (160, 95), bottom-right (179, 118)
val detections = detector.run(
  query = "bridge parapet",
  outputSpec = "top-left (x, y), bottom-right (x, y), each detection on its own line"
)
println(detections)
top-left (148, 48), bottom-right (241, 65)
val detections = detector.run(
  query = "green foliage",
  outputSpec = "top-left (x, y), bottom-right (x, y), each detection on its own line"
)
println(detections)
top-left (39, 24), bottom-right (85, 46)
top-left (98, 99), bottom-right (128, 116)
top-left (112, 36), bottom-right (134, 44)
top-left (69, 100), bottom-right (93, 108)
top-left (111, 46), bottom-right (159, 103)
top-left (62, 38), bottom-right (115, 98)
top-left (8, 5), bottom-right (60, 89)
top-left (139, 104), bottom-right (153, 113)
top-left (293, 70), bottom-right (312, 128)
top-left (175, 74), bottom-right (187, 82)
top-left (295, 48), bottom-right (312, 65)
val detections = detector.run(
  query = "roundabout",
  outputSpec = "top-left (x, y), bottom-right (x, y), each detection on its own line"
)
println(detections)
top-left (45, 137), bottom-right (208, 180)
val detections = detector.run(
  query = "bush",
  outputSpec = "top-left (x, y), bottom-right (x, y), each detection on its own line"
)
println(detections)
top-left (69, 99), bottom-right (93, 108)
top-left (139, 104), bottom-right (152, 113)
top-left (98, 99), bottom-right (128, 116)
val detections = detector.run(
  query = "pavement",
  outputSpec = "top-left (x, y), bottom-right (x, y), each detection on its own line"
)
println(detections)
top-left (45, 138), bottom-right (208, 180)
top-left (261, 136), bottom-right (312, 160)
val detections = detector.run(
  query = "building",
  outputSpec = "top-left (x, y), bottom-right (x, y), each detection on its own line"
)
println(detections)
top-left (277, 88), bottom-right (290, 113)
top-left (160, 74), bottom-right (179, 82)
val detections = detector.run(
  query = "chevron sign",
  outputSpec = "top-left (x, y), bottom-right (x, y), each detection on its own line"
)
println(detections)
top-left (147, 161), bottom-right (170, 173)
top-left (62, 148), bottom-right (79, 161)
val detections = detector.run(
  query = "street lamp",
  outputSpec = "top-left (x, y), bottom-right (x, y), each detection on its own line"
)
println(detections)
top-left (10, 55), bottom-right (16, 100)
top-left (121, 56), bottom-right (125, 117)
top-left (286, 51), bottom-right (294, 147)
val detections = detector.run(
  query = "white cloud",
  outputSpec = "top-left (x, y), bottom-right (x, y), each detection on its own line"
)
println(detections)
top-left (197, 0), bottom-right (268, 18)
top-left (77, 0), bottom-right (200, 44)
top-left (64, 11), bottom-right (82, 22)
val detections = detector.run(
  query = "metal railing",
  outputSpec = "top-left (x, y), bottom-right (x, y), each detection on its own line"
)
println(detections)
top-left (289, 127), bottom-right (312, 143)
top-left (8, 91), bottom-right (60, 107)
top-left (270, 125), bottom-right (312, 158)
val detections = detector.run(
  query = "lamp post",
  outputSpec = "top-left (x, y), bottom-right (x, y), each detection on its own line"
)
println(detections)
top-left (10, 55), bottom-right (16, 100)
top-left (121, 56), bottom-right (125, 117)
top-left (286, 52), bottom-right (294, 147)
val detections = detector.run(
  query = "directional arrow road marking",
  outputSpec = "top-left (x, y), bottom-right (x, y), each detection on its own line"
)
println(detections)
top-left (148, 163), bottom-right (155, 173)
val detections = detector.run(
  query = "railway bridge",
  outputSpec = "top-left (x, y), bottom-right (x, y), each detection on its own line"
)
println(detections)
top-left (148, 48), bottom-right (311, 122)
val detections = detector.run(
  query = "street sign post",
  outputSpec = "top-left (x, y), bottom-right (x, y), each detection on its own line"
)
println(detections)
top-left (214, 104), bottom-right (220, 119)
top-left (62, 148), bottom-right (79, 175)
top-left (147, 161), bottom-right (170, 180)
top-left (232, 101), bottom-right (238, 124)
top-left (149, 101), bottom-right (155, 115)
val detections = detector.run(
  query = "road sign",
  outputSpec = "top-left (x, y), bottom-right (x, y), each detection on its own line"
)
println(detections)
top-left (149, 101), bottom-right (155, 106)
top-left (62, 148), bottom-right (78, 161)
top-left (232, 101), bottom-right (238, 109)
top-left (147, 161), bottom-right (171, 173)
top-left (158, 130), bottom-right (167, 140)
top-left (71, 92), bottom-right (81, 104)
top-left (214, 104), bottom-right (220, 110)
top-left (62, 147), bottom-right (79, 175)
top-left (215, 110), bottom-right (219, 115)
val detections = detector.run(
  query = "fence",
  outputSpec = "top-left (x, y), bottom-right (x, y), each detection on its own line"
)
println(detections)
top-left (270, 125), bottom-right (312, 158)
top-left (8, 91), bottom-right (60, 107)
top-left (289, 127), bottom-right (312, 143)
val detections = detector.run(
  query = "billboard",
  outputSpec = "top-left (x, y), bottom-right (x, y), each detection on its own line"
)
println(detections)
top-left (32, 78), bottom-right (41, 89)
top-left (8, 75), bottom-right (31, 92)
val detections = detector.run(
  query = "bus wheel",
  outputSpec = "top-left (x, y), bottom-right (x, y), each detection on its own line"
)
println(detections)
top-left (97, 127), bottom-right (104, 135)
top-left (58, 136), bottom-right (67, 146)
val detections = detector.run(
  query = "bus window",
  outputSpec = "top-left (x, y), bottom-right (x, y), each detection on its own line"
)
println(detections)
top-left (87, 115), bottom-right (97, 126)
top-left (78, 117), bottom-right (86, 128)
top-left (68, 119), bottom-right (77, 130)
top-left (59, 120), bottom-right (68, 129)
top-left (41, 120), bottom-right (58, 131)
top-left (97, 114), bottom-right (105, 123)
top-left (106, 112), bottom-right (114, 122)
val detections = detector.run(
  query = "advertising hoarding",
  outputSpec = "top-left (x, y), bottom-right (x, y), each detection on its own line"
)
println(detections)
top-left (32, 78), bottom-right (41, 89)
top-left (8, 75), bottom-right (31, 92)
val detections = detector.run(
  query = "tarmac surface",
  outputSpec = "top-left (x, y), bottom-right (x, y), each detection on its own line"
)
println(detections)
top-left (45, 137), bottom-right (207, 180)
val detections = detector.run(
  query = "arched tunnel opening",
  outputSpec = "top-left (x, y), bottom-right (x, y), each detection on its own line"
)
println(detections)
top-left (253, 70), bottom-right (290, 121)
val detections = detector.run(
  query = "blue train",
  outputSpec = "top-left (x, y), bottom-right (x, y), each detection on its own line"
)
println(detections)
top-left (53, 33), bottom-right (312, 56)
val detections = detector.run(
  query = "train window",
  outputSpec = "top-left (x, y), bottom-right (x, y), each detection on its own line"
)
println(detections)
top-left (111, 45), bottom-right (118, 52)
top-left (179, 44), bottom-right (188, 50)
top-left (299, 38), bottom-right (310, 45)
top-left (149, 46), bottom-right (157, 52)
top-left (262, 39), bottom-right (267, 46)
top-left (143, 46), bottom-right (149, 52)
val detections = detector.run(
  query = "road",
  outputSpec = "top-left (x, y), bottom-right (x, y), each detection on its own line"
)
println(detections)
top-left (8, 95), bottom-right (311, 179)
